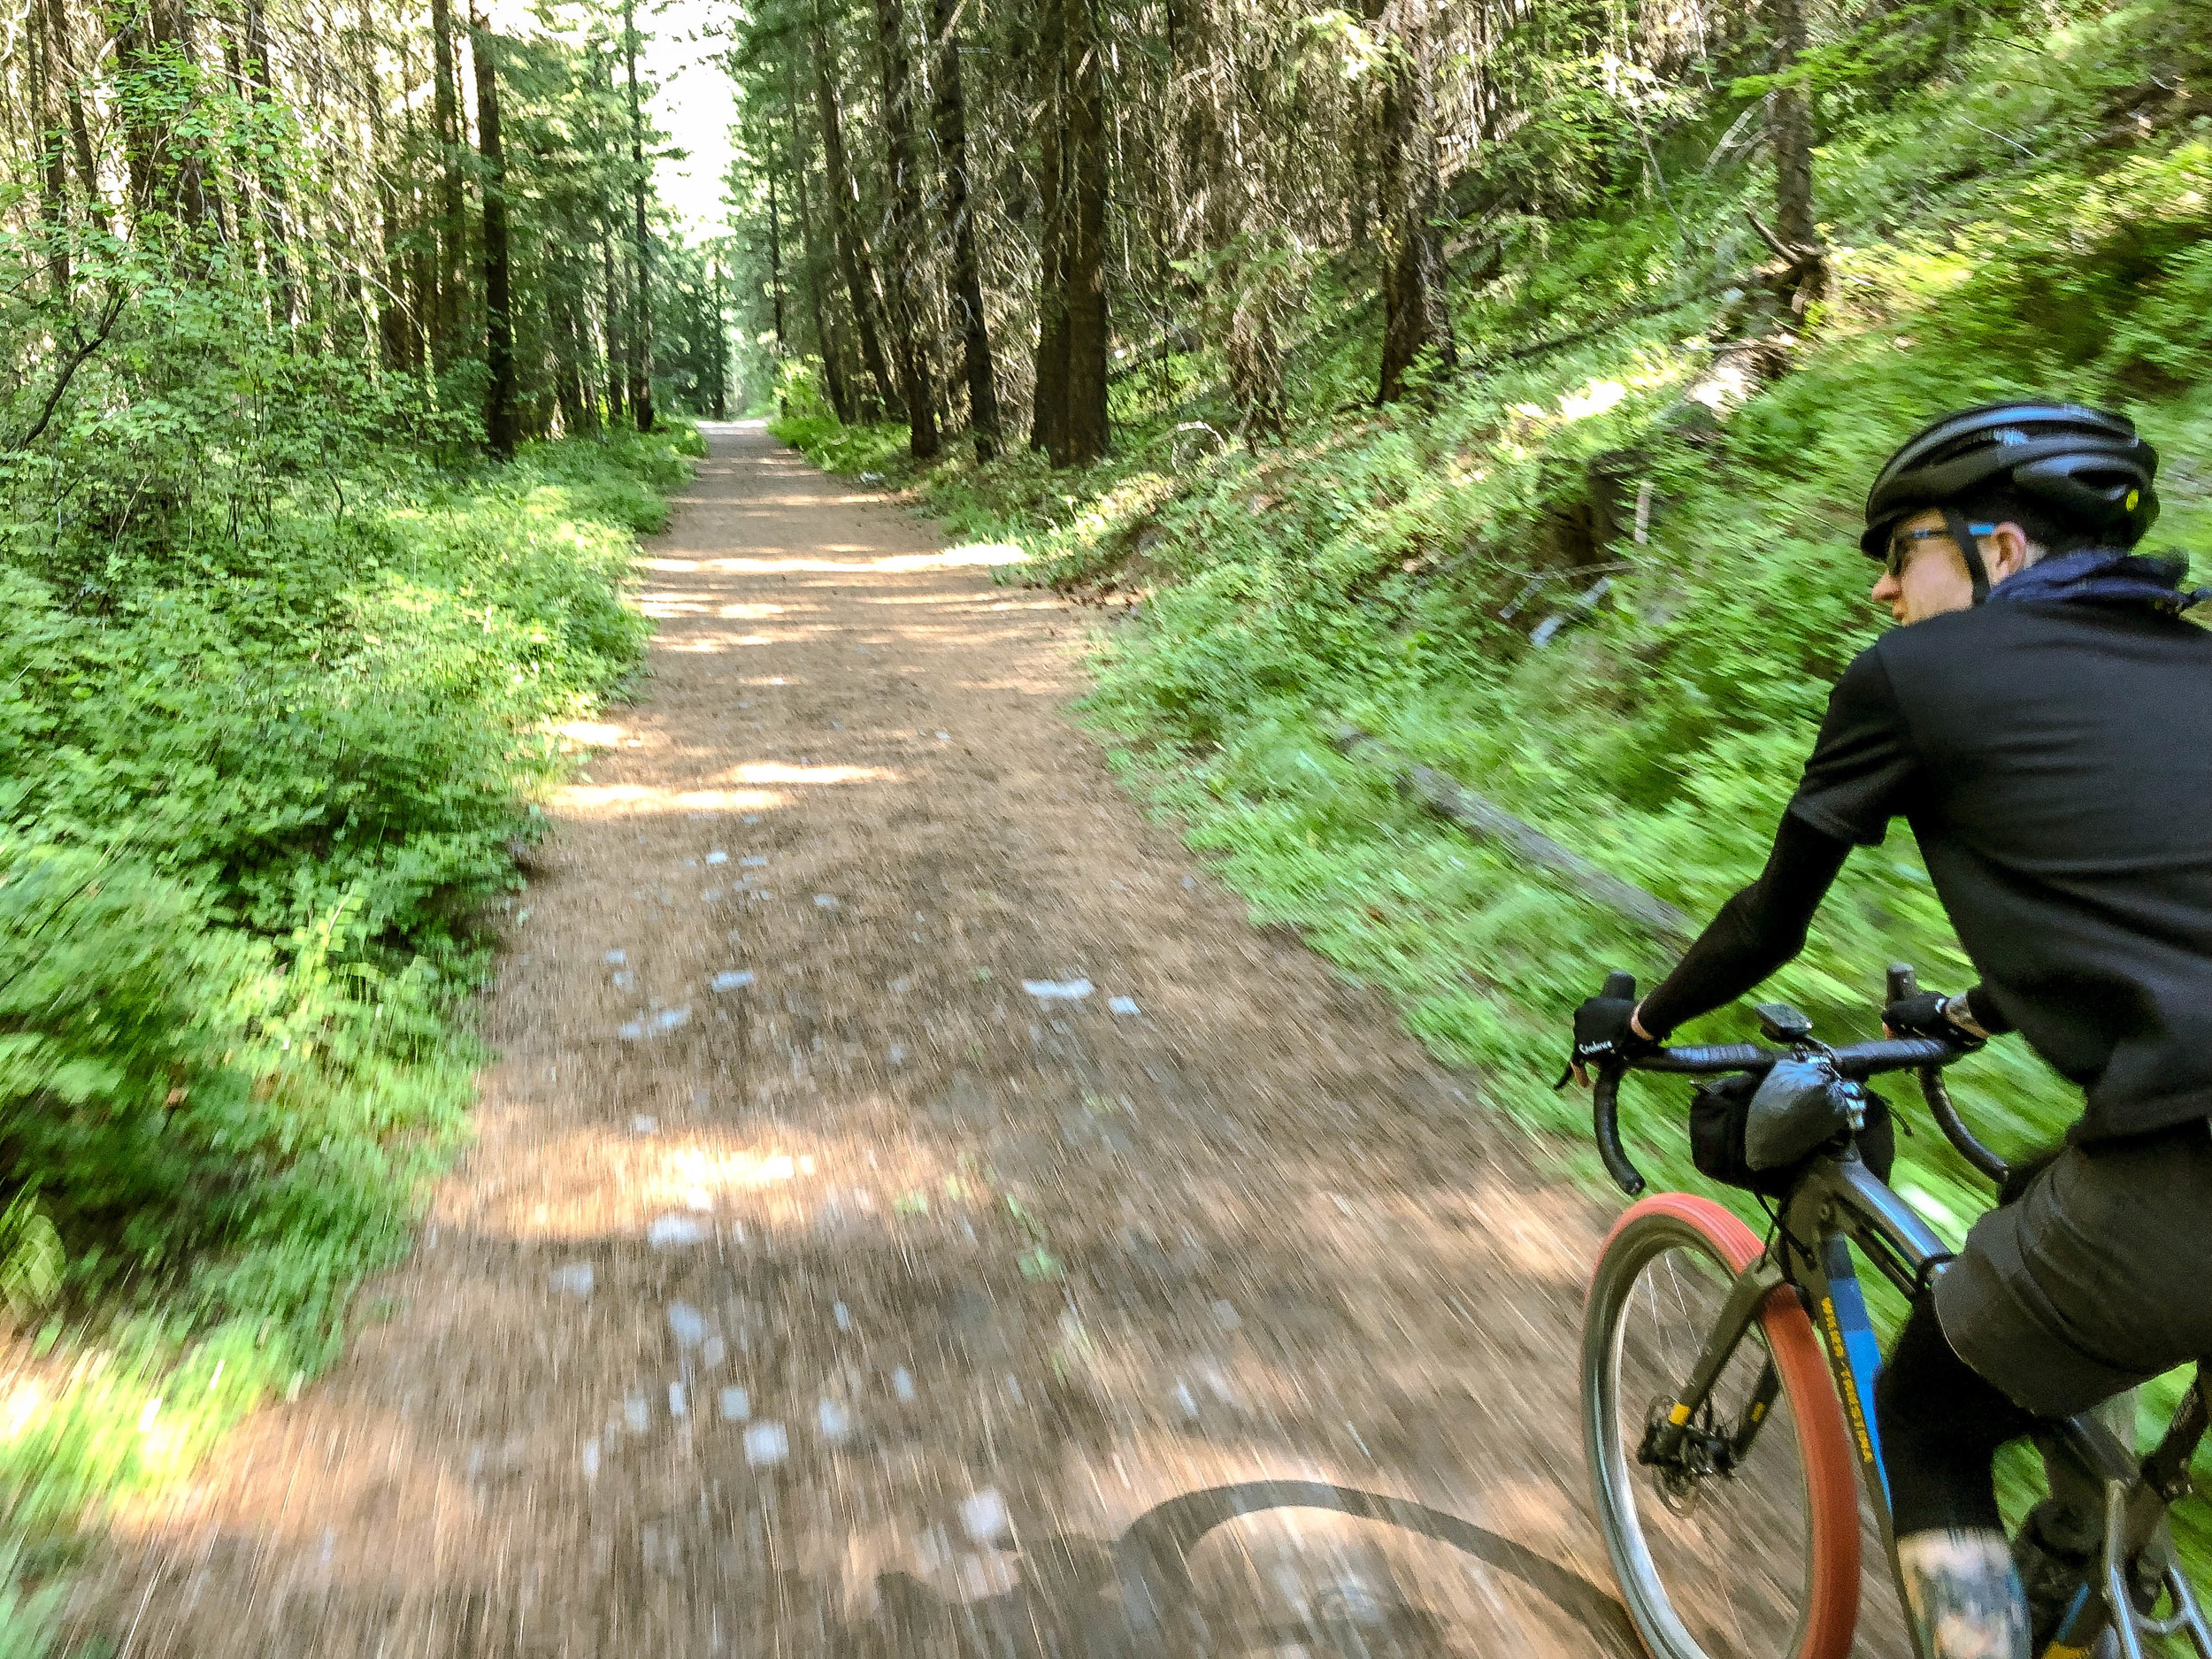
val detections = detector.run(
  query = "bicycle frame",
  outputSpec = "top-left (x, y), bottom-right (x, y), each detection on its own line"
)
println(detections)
top-left (1644, 1144), bottom-right (2212, 1659)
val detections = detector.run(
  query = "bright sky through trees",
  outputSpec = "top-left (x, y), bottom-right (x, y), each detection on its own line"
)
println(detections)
top-left (642, 0), bottom-right (736, 234)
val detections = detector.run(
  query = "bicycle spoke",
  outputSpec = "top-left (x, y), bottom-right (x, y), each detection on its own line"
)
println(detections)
top-left (1606, 1241), bottom-right (1818, 1657)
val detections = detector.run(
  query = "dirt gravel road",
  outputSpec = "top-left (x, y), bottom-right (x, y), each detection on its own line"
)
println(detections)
top-left (72, 421), bottom-right (1656, 1657)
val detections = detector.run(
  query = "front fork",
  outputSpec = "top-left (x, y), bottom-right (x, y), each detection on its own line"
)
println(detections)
top-left (1638, 1251), bottom-right (1789, 1475)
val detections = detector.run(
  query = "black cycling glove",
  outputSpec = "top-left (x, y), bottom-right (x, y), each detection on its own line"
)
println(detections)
top-left (1555, 991), bottom-right (1659, 1087)
top-left (1881, 989), bottom-right (1986, 1050)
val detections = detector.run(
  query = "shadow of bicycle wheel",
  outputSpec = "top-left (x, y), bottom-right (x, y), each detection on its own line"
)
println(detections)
top-left (1113, 1479), bottom-right (1638, 1651)
top-left (870, 1476), bottom-right (1637, 1657)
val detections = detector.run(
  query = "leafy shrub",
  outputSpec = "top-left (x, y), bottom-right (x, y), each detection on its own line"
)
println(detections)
top-left (0, 427), bottom-right (682, 1539)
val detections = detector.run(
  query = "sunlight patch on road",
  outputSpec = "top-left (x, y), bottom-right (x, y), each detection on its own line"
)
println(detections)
top-left (553, 763), bottom-right (894, 815)
top-left (646, 542), bottom-right (1029, 576)
top-left (553, 783), bottom-right (788, 814)
top-left (555, 720), bottom-right (628, 747)
top-left (724, 762), bottom-right (896, 786)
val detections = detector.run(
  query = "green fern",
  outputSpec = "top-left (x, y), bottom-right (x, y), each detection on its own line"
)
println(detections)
top-left (0, 1192), bottom-right (62, 1322)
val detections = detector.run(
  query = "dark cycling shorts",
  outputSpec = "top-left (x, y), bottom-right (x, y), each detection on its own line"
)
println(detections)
top-left (1934, 1118), bottom-right (2212, 1419)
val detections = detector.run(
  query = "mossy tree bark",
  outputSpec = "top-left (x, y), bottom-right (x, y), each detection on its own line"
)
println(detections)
top-left (812, 22), bottom-right (902, 420)
top-left (1374, 0), bottom-right (1455, 405)
top-left (1061, 0), bottom-right (1110, 464)
top-left (872, 0), bottom-right (941, 458)
top-left (1028, 0), bottom-right (1071, 459)
top-left (931, 0), bottom-right (1002, 459)
top-left (470, 1), bottom-right (518, 460)
top-left (624, 0), bottom-right (656, 432)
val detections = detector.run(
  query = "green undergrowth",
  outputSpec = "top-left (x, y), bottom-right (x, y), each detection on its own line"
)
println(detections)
top-left (777, 0), bottom-right (2212, 1486)
top-left (0, 425), bottom-right (693, 1614)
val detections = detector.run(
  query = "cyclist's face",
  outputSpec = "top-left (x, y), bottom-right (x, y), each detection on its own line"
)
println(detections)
top-left (1870, 510), bottom-right (1971, 622)
top-left (1869, 509), bottom-right (2032, 624)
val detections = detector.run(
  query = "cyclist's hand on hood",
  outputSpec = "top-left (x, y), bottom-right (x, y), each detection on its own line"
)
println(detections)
top-left (1559, 990), bottom-right (1660, 1087)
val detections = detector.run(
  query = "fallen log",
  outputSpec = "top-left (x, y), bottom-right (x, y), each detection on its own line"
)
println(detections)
top-left (1331, 726), bottom-right (1696, 949)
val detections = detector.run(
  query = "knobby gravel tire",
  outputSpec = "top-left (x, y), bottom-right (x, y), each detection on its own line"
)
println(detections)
top-left (1583, 1193), bottom-right (1861, 1659)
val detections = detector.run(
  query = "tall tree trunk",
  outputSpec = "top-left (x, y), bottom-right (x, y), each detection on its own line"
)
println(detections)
top-left (44, 0), bottom-right (108, 236)
top-left (1766, 0), bottom-right (1824, 308)
top-left (243, 0), bottom-right (298, 325)
top-left (166, 2), bottom-right (215, 232)
top-left (1061, 0), bottom-right (1110, 464)
top-left (430, 0), bottom-right (465, 366)
top-left (119, 1), bottom-right (212, 231)
top-left (871, 0), bottom-right (941, 458)
top-left (1349, 92), bottom-right (1372, 249)
top-left (555, 259), bottom-right (591, 434)
top-left (470, 1), bottom-right (518, 459)
top-left (787, 77), bottom-right (856, 423)
top-left (1373, 0), bottom-right (1455, 404)
top-left (559, 252), bottom-right (596, 432)
top-left (399, 66), bottom-right (432, 370)
top-left (603, 228), bottom-right (627, 424)
top-left (810, 26), bottom-right (901, 419)
top-left (1029, 0), bottom-right (1069, 458)
top-left (1175, 0), bottom-right (1280, 434)
top-left (625, 0), bottom-right (656, 432)
top-left (769, 170), bottom-right (787, 359)
top-left (710, 258), bottom-right (731, 419)
top-left (29, 0), bottom-right (69, 294)
top-left (931, 0), bottom-right (1001, 458)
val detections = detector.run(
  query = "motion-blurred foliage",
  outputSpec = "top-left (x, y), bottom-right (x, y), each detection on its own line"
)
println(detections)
top-left (777, 1), bottom-right (2212, 1270)
top-left (0, 422), bottom-right (684, 1548)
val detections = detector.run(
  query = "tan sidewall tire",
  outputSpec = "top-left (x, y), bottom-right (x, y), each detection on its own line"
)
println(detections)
top-left (1584, 1192), bottom-right (1862, 1659)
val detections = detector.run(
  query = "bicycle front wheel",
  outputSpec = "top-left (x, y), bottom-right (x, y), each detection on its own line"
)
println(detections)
top-left (1583, 1193), bottom-right (1861, 1659)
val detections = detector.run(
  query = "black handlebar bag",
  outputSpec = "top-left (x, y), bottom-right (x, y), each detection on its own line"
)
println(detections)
top-left (1690, 1057), bottom-right (1895, 1198)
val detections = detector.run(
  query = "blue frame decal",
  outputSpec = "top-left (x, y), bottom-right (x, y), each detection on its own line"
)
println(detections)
top-left (1817, 1236), bottom-right (1891, 1505)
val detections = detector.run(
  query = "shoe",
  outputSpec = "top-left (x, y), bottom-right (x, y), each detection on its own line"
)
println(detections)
top-left (2014, 1499), bottom-right (2098, 1653)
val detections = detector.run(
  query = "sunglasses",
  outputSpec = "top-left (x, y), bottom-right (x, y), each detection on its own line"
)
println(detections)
top-left (1885, 522), bottom-right (1996, 578)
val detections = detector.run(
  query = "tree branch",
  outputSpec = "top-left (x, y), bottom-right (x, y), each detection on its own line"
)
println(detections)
top-left (6, 286), bottom-right (125, 454)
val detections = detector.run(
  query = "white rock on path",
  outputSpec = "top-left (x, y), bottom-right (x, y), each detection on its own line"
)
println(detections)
top-left (706, 849), bottom-right (728, 864)
top-left (960, 1488), bottom-right (1010, 1544)
top-left (711, 970), bottom-right (755, 992)
top-left (549, 1263), bottom-right (595, 1298)
top-left (647, 1214), bottom-right (709, 1248)
top-left (818, 1399), bottom-right (853, 1442)
top-left (1023, 979), bottom-right (1093, 1002)
top-left (719, 1386), bottom-right (750, 1421)
top-left (1109, 996), bottom-right (1141, 1016)
top-left (666, 1302), bottom-right (708, 1348)
top-left (744, 1421), bottom-right (788, 1465)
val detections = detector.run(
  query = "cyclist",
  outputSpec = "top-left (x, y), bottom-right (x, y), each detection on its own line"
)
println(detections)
top-left (1568, 402), bottom-right (2212, 1659)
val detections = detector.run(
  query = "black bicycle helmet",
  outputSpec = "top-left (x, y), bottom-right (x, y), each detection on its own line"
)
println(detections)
top-left (1862, 402), bottom-right (2159, 602)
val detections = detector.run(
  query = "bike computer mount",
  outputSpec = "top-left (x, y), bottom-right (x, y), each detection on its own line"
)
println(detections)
top-left (1753, 1002), bottom-right (1815, 1045)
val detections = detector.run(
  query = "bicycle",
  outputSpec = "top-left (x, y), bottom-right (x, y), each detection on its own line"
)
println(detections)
top-left (1578, 964), bottom-right (2212, 1659)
